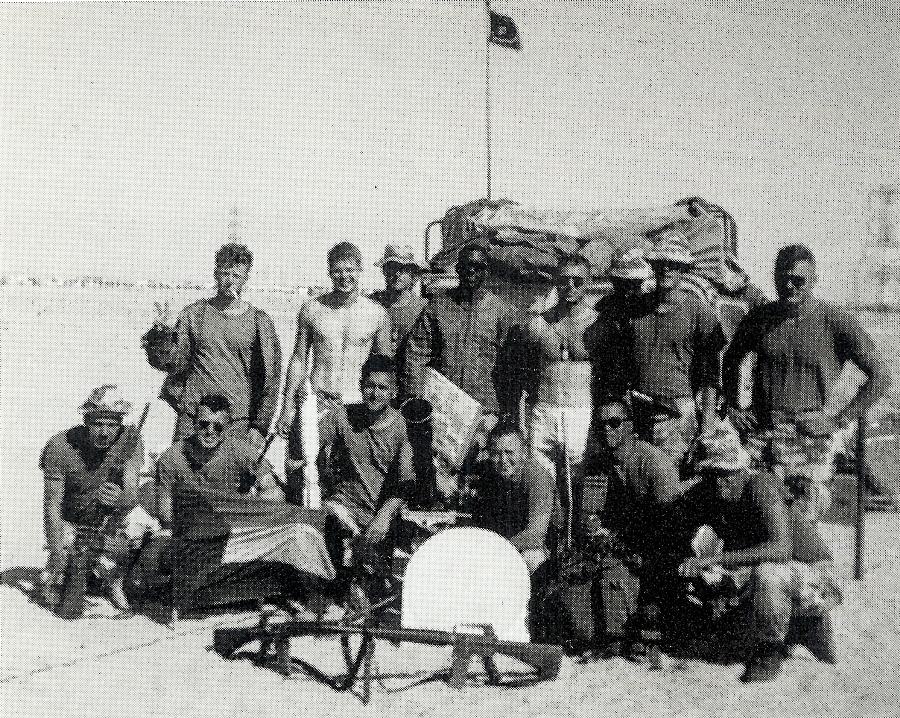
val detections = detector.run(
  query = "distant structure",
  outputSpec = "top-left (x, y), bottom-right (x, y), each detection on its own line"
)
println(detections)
top-left (859, 186), bottom-right (900, 310)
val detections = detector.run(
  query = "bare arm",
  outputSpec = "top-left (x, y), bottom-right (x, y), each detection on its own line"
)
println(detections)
top-left (402, 307), bottom-right (437, 398)
top-left (721, 314), bottom-right (757, 409)
top-left (374, 307), bottom-right (393, 358)
top-left (693, 305), bottom-right (726, 434)
top-left (154, 460), bottom-right (173, 531)
top-left (43, 476), bottom-right (66, 573)
top-left (698, 385), bottom-right (719, 437)
top-left (116, 434), bottom-right (144, 511)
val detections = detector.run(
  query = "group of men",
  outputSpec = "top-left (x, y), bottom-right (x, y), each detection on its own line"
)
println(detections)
top-left (40, 226), bottom-right (889, 683)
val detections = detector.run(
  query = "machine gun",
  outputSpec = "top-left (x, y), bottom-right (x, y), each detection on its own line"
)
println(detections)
top-left (213, 617), bottom-right (563, 702)
top-left (555, 531), bottom-right (643, 583)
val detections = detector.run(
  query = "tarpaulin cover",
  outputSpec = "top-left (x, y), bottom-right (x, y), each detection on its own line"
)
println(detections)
top-left (430, 198), bottom-right (740, 287)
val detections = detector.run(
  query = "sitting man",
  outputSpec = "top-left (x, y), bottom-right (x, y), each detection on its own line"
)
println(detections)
top-left (316, 354), bottom-right (417, 590)
top-left (674, 425), bottom-right (841, 682)
top-left (468, 424), bottom-right (556, 575)
top-left (155, 394), bottom-right (335, 616)
top-left (39, 385), bottom-right (154, 613)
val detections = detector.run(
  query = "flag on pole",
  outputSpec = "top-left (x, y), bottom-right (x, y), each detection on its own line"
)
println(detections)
top-left (489, 9), bottom-right (521, 50)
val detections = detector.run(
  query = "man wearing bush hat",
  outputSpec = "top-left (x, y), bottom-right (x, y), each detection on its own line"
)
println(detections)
top-left (608, 226), bottom-right (725, 464)
top-left (674, 423), bottom-right (841, 682)
top-left (371, 244), bottom-right (429, 358)
top-left (39, 385), bottom-right (152, 613)
top-left (586, 248), bottom-right (653, 404)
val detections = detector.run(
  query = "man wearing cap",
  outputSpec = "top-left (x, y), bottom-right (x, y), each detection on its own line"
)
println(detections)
top-left (371, 245), bottom-right (429, 358)
top-left (598, 228), bottom-right (726, 465)
top-left (402, 242), bottom-right (523, 490)
top-left (672, 424), bottom-right (842, 682)
top-left (39, 386), bottom-right (152, 613)
top-left (277, 242), bottom-right (392, 501)
top-left (722, 244), bottom-right (890, 518)
top-left (524, 255), bottom-right (598, 491)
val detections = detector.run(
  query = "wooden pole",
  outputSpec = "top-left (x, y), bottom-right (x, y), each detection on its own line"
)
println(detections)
top-left (485, 1), bottom-right (492, 200)
top-left (854, 414), bottom-right (866, 581)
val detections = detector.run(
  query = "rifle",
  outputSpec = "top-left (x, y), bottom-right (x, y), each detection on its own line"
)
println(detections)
top-left (56, 402), bottom-right (151, 619)
top-left (213, 618), bottom-right (563, 699)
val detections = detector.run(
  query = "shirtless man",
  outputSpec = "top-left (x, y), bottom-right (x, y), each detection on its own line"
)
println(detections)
top-left (525, 255), bottom-right (598, 490)
top-left (276, 242), bottom-right (392, 502)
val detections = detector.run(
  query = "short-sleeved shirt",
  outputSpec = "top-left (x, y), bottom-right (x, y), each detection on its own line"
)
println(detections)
top-left (584, 438), bottom-right (680, 552)
top-left (371, 290), bottom-right (428, 356)
top-left (302, 295), bottom-right (389, 404)
top-left (723, 298), bottom-right (890, 427)
top-left (156, 436), bottom-right (272, 539)
top-left (629, 289), bottom-right (726, 402)
top-left (40, 426), bottom-right (144, 526)
top-left (318, 404), bottom-right (416, 527)
top-left (469, 459), bottom-right (556, 551)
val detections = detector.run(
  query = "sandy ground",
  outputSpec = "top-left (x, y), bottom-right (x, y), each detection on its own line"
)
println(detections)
top-left (2, 286), bottom-right (899, 718)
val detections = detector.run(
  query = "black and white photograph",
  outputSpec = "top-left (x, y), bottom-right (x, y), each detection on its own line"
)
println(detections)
top-left (1, 2), bottom-right (898, 716)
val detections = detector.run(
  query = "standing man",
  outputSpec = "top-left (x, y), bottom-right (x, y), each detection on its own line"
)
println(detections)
top-left (371, 244), bottom-right (429, 358)
top-left (600, 227), bottom-right (726, 464)
top-left (722, 244), bottom-right (891, 518)
top-left (525, 255), bottom-right (598, 492)
top-left (402, 241), bottom-right (523, 483)
top-left (143, 243), bottom-right (282, 447)
top-left (586, 248), bottom-right (653, 406)
top-left (276, 242), bottom-right (392, 501)
top-left (39, 386), bottom-right (149, 613)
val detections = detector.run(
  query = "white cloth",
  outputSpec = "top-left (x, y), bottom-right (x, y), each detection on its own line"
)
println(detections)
top-left (529, 403), bottom-right (593, 476)
top-left (402, 527), bottom-right (531, 642)
top-left (222, 522), bottom-right (336, 581)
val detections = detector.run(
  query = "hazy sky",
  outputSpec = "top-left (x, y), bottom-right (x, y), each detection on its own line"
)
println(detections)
top-left (2, 1), bottom-right (897, 297)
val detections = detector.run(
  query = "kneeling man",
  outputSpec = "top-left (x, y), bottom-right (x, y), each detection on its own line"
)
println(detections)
top-left (675, 426), bottom-right (841, 682)
top-left (156, 394), bottom-right (335, 615)
top-left (469, 424), bottom-right (556, 574)
top-left (40, 386), bottom-right (154, 613)
top-left (317, 355), bottom-right (417, 579)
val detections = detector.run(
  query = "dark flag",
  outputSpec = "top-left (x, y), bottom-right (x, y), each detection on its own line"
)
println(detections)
top-left (489, 10), bottom-right (521, 50)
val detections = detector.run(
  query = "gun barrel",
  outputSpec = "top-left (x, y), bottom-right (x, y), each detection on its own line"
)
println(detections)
top-left (213, 621), bottom-right (563, 677)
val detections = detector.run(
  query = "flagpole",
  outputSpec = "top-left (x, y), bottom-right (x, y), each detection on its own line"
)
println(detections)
top-left (485, 0), bottom-right (492, 201)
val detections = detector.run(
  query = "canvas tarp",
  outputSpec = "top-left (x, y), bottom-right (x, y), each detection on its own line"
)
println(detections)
top-left (430, 197), bottom-right (740, 288)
